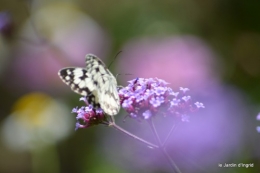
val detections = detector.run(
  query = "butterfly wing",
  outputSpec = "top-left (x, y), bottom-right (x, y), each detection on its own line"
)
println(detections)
top-left (58, 54), bottom-right (120, 116)
top-left (85, 54), bottom-right (120, 115)
top-left (58, 67), bottom-right (93, 96)
top-left (58, 67), bottom-right (100, 107)
top-left (98, 72), bottom-right (120, 115)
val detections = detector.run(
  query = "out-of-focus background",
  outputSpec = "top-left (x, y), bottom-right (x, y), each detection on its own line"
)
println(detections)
top-left (0, 0), bottom-right (260, 173)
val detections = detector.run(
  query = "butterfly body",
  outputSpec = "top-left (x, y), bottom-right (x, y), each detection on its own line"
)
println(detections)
top-left (58, 54), bottom-right (120, 116)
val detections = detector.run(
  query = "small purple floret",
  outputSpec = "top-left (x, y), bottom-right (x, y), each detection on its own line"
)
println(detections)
top-left (170, 98), bottom-right (180, 107)
top-left (182, 96), bottom-right (191, 102)
top-left (143, 110), bottom-right (152, 119)
top-left (194, 102), bottom-right (205, 108)
top-left (122, 98), bottom-right (133, 108)
top-left (150, 97), bottom-right (161, 107)
top-left (181, 114), bottom-right (190, 122)
top-left (180, 87), bottom-right (189, 93)
top-left (155, 86), bottom-right (167, 95)
top-left (71, 104), bottom-right (107, 130)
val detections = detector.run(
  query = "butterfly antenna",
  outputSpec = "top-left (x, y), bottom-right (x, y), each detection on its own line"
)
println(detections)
top-left (115, 73), bottom-right (132, 79)
top-left (108, 51), bottom-right (122, 69)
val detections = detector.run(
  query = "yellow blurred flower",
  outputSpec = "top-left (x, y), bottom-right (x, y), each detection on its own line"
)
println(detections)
top-left (1, 92), bottom-right (73, 151)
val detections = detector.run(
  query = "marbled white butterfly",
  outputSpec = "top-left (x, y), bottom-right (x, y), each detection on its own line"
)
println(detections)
top-left (58, 54), bottom-right (120, 116)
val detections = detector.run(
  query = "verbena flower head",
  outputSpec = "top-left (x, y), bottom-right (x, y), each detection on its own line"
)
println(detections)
top-left (72, 97), bottom-right (108, 130)
top-left (119, 78), bottom-right (204, 121)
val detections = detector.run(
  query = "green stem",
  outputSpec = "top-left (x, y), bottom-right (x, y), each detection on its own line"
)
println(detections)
top-left (160, 147), bottom-right (182, 173)
top-left (109, 122), bottom-right (158, 149)
top-left (149, 119), bottom-right (182, 173)
top-left (163, 122), bottom-right (178, 147)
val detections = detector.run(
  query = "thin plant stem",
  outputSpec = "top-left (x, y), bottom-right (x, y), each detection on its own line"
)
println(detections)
top-left (160, 147), bottom-right (182, 173)
top-left (162, 122), bottom-right (178, 147)
top-left (110, 115), bottom-right (115, 124)
top-left (23, 0), bottom-right (45, 44)
top-left (21, 0), bottom-right (76, 66)
top-left (109, 122), bottom-right (158, 149)
top-left (149, 119), bottom-right (182, 173)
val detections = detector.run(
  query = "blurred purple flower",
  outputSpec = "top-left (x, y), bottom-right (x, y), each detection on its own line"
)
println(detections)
top-left (256, 113), bottom-right (260, 120)
top-left (0, 11), bottom-right (13, 36)
top-left (257, 127), bottom-right (260, 133)
top-left (118, 36), bottom-right (218, 91)
top-left (119, 77), bottom-right (204, 121)
top-left (111, 36), bottom-right (248, 171)
top-left (256, 113), bottom-right (260, 133)
top-left (7, 3), bottom-right (110, 93)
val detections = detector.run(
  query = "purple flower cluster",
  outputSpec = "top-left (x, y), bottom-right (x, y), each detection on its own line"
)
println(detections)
top-left (72, 97), bottom-right (107, 130)
top-left (71, 78), bottom-right (205, 130)
top-left (119, 78), bottom-right (205, 121)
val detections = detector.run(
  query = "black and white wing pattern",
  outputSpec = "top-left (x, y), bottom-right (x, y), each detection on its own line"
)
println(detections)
top-left (58, 54), bottom-right (120, 116)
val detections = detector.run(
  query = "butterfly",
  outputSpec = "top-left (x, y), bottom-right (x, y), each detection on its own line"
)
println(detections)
top-left (58, 54), bottom-right (120, 116)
